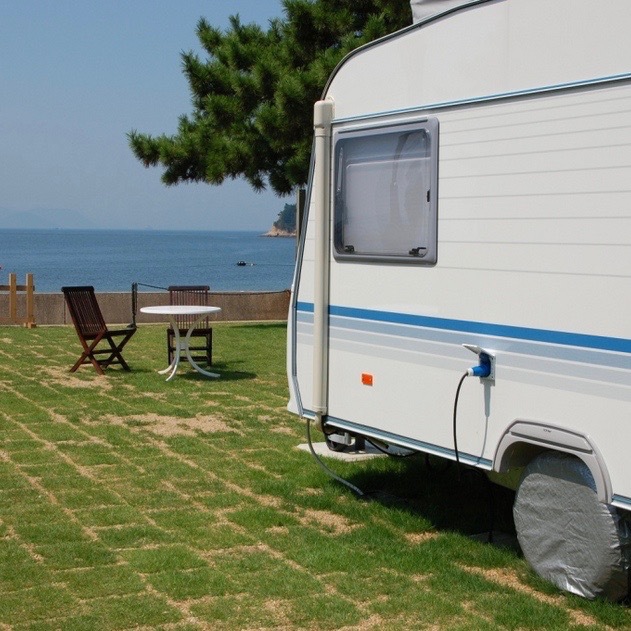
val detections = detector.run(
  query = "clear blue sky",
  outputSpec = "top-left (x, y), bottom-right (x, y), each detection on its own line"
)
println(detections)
top-left (0, 1), bottom-right (288, 231)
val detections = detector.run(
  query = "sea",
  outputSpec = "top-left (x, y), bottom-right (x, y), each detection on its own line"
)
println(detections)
top-left (0, 229), bottom-right (296, 293)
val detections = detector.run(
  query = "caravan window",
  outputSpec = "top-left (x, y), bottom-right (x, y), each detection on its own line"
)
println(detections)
top-left (333, 119), bottom-right (438, 264)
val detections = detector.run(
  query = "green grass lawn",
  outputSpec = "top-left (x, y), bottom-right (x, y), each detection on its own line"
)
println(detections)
top-left (0, 322), bottom-right (628, 629)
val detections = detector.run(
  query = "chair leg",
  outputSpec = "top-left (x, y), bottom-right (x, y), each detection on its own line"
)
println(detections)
top-left (104, 332), bottom-right (135, 371)
top-left (167, 329), bottom-right (175, 366)
top-left (70, 352), bottom-right (105, 375)
top-left (71, 331), bottom-right (134, 374)
top-left (100, 346), bottom-right (130, 371)
top-left (71, 335), bottom-right (106, 375)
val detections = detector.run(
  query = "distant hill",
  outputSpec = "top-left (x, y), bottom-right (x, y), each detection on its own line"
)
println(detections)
top-left (0, 208), bottom-right (98, 230)
top-left (265, 203), bottom-right (296, 237)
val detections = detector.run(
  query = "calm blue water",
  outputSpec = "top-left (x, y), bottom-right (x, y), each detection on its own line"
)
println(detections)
top-left (0, 229), bottom-right (296, 293)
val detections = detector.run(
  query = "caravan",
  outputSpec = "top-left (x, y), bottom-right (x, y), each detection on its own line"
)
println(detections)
top-left (287, 0), bottom-right (631, 600)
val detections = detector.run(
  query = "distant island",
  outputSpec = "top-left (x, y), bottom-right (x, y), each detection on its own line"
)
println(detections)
top-left (1, 204), bottom-right (299, 235)
top-left (264, 202), bottom-right (296, 237)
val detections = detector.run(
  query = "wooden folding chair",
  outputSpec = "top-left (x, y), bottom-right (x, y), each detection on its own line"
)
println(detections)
top-left (62, 286), bottom-right (137, 374)
top-left (166, 285), bottom-right (213, 367)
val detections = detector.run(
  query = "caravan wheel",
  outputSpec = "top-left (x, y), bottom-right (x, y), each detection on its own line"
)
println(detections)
top-left (325, 434), bottom-right (352, 452)
top-left (513, 451), bottom-right (630, 601)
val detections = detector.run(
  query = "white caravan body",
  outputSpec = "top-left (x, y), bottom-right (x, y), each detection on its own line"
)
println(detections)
top-left (287, 0), bottom-right (631, 598)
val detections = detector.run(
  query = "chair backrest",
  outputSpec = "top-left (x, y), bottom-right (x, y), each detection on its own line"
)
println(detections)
top-left (168, 285), bottom-right (211, 330)
top-left (62, 286), bottom-right (107, 338)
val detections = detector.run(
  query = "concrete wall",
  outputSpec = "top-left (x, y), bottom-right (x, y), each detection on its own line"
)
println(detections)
top-left (0, 290), bottom-right (291, 326)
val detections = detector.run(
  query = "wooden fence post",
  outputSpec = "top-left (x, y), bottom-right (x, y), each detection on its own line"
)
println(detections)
top-left (25, 274), bottom-right (35, 328)
top-left (0, 273), bottom-right (36, 327)
top-left (8, 273), bottom-right (17, 323)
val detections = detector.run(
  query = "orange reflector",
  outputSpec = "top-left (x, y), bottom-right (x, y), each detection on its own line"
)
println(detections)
top-left (361, 373), bottom-right (373, 386)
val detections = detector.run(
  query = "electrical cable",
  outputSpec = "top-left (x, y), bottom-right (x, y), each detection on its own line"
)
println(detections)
top-left (452, 365), bottom-right (497, 542)
top-left (485, 472), bottom-right (495, 543)
top-left (305, 418), bottom-right (365, 497)
top-left (452, 371), bottom-right (469, 480)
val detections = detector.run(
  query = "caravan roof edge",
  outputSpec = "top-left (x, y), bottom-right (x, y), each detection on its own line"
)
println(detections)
top-left (320, 0), bottom-right (499, 100)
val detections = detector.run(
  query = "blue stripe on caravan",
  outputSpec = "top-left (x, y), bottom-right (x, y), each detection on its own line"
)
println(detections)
top-left (296, 302), bottom-right (631, 355)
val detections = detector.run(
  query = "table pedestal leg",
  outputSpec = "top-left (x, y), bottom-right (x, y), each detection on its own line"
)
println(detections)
top-left (160, 316), bottom-right (181, 381)
top-left (183, 318), bottom-right (219, 378)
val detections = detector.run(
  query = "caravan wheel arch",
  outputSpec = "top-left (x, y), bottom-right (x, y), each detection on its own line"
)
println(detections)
top-left (494, 420), bottom-right (612, 504)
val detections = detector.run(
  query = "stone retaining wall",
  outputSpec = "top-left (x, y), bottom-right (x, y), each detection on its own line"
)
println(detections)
top-left (0, 290), bottom-right (291, 326)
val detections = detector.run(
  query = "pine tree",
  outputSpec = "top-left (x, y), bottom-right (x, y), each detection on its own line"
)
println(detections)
top-left (128, 0), bottom-right (411, 196)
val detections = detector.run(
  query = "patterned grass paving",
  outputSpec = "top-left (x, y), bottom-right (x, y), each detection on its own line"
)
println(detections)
top-left (0, 323), bottom-right (628, 629)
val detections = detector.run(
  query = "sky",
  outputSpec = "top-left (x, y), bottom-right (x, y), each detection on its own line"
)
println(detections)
top-left (0, 0), bottom-right (288, 232)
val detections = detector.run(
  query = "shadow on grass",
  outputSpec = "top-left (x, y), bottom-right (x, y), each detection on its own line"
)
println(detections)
top-left (233, 322), bottom-right (287, 331)
top-left (177, 360), bottom-right (257, 382)
top-left (345, 453), bottom-right (518, 544)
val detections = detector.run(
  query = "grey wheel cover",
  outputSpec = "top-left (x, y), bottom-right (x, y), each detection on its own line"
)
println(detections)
top-left (514, 451), bottom-right (630, 601)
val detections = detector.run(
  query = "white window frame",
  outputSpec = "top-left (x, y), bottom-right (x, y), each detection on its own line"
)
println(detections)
top-left (333, 118), bottom-right (439, 265)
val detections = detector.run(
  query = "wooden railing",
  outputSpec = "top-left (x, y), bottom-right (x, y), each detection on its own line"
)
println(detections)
top-left (0, 273), bottom-right (36, 328)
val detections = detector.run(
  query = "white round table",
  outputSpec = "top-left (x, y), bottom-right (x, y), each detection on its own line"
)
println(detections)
top-left (140, 305), bottom-right (221, 381)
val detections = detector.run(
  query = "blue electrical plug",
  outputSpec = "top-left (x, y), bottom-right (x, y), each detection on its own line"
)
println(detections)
top-left (467, 353), bottom-right (492, 378)
top-left (462, 344), bottom-right (495, 380)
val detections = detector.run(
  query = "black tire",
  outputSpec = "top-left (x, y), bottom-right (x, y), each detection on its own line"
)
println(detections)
top-left (325, 435), bottom-right (351, 452)
top-left (513, 451), bottom-right (630, 601)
